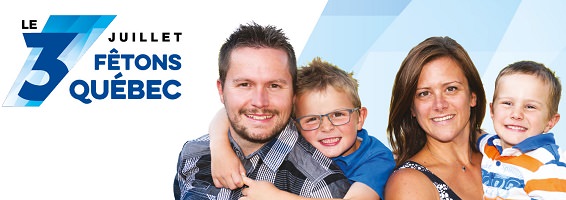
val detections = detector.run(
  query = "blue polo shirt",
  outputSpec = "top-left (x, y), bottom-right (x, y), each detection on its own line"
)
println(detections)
top-left (332, 129), bottom-right (395, 198)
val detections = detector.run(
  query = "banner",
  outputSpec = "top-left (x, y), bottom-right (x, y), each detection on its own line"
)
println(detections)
top-left (1, 1), bottom-right (565, 199)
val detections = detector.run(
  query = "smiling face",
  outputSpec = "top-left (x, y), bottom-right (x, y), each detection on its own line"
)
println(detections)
top-left (217, 47), bottom-right (294, 149)
top-left (411, 56), bottom-right (477, 143)
top-left (490, 73), bottom-right (560, 149)
top-left (294, 86), bottom-right (366, 158)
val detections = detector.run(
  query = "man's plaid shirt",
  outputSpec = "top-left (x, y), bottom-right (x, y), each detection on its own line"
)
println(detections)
top-left (174, 121), bottom-right (350, 200)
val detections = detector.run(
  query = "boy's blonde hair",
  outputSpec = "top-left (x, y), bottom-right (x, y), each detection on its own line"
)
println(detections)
top-left (295, 57), bottom-right (361, 114)
top-left (494, 60), bottom-right (562, 117)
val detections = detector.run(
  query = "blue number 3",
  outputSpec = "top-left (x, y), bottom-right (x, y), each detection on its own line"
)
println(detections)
top-left (19, 33), bottom-right (77, 101)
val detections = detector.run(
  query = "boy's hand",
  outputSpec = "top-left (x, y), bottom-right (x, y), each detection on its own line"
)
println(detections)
top-left (211, 148), bottom-right (246, 189)
top-left (240, 176), bottom-right (298, 200)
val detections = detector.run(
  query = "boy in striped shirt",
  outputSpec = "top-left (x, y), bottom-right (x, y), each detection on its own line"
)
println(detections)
top-left (478, 60), bottom-right (566, 199)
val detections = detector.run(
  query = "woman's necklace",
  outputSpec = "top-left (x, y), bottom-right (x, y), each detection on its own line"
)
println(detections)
top-left (426, 145), bottom-right (472, 172)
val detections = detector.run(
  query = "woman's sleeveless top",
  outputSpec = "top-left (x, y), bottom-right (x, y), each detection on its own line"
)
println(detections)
top-left (396, 161), bottom-right (461, 200)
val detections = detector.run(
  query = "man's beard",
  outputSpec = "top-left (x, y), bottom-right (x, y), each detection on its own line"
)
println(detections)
top-left (230, 108), bottom-right (287, 144)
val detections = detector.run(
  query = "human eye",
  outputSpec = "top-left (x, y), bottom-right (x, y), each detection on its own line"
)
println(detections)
top-left (269, 83), bottom-right (281, 88)
top-left (526, 104), bottom-right (537, 110)
top-left (301, 116), bottom-right (320, 124)
top-left (331, 110), bottom-right (350, 119)
top-left (237, 82), bottom-right (250, 87)
top-left (417, 91), bottom-right (429, 97)
top-left (331, 111), bottom-right (345, 117)
top-left (446, 86), bottom-right (458, 92)
top-left (500, 101), bottom-right (512, 106)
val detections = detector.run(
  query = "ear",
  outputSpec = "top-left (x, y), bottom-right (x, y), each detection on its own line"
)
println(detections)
top-left (293, 95), bottom-right (297, 107)
top-left (355, 107), bottom-right (368, 131)
top-left (217, 79), bottom-right (225, 104)
top-left (470, 92), bottom-right (477, 107)
top-left (544, 113), bottom-right (560, 133)
top-left (489, 102), bottom-right (494, 119)
top-left (292, 95), bottom-right (297, 116)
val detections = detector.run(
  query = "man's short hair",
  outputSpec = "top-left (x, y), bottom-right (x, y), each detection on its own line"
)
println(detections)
top-left (218, 22), bottom-right (297, 91)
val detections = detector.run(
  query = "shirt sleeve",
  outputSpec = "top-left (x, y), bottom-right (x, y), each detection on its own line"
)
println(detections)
top-left (310, 172), bottom-right (351, 198)
top-left (348, 147), bottom-right (395, 198)
top-left (524, 147), bottom-right (566, 198)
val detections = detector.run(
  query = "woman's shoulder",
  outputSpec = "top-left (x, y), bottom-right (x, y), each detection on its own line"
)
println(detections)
top-left (384, 162), bottom-right (439, 199)
top-left (389, 164), bottom-right (431, 182)
top-left (389, 161), bottom-right (432, 182)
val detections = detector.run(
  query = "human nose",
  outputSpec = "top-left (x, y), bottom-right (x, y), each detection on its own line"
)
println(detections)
top-left (318, 115), bottom-right (335, 132)
top-left (251, 87), bottom-right (269, 108)
top-left (433, 94), bottom-right (448, 111)
top-left (510, 107), bottom-right (524, 120)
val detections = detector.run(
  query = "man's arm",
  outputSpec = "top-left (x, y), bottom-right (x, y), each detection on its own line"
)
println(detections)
top-left (175, 137), bottom-right (227, 199)
top-left (241, 176), bottom-right (377, 200)
top-left (173, 151), bottom-right (182, 200)
top-left (315, 172), bottom-right (351, 198)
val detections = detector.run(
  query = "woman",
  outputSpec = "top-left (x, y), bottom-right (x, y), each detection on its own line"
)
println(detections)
top-left (384, 36), bottom-right (486, 199)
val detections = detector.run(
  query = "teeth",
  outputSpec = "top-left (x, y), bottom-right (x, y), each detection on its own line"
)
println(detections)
top-left (432, 115), bottom-right (454, 122)
top-left (506, 125), bottom-right (526, 130)
top-left (246, 114), bottom-right (273, 120)
top-left (321, 138), bottom-right (339, 144)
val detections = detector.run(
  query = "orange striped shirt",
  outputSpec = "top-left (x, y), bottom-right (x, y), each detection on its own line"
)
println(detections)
top-left (478, 133), bottom-right (566, 199)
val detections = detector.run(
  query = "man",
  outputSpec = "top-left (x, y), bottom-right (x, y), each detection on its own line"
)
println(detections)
top-left (174, 22), bottom-right (350, 200)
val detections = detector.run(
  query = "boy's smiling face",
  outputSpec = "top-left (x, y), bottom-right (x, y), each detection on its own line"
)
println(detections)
top-left (490, 73), bottom-right (560, 149)
top-left (294, 85), bottom-right (366, 158)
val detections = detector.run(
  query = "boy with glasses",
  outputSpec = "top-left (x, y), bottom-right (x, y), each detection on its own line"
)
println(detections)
top-left (209, 57), bottom-right (395, 200)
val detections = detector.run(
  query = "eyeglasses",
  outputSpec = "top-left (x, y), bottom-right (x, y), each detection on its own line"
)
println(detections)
top-left (295, 108), bottom-right (360, 131)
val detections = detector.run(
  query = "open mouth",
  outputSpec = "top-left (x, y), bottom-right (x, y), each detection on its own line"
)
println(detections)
top-left (246, 114), bottom-right (273, 120)
top-left (320, 137), bottom-right (340, 145)
top-left (432, 114), bottom-right (454, 122)
top-left (245, 114), bottom-right (274, 120)
top-left (505, 125), bottom-right (527, 131)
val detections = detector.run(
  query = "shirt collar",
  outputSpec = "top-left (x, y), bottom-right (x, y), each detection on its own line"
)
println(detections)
top-left (490, 133), bottom-right (556, 155)
top-left (332, 129), bottom-right (368, 166)
top-left (229, 121), bottom-right (298, 172)
top-left (513, 132), bottom-right (556, 152)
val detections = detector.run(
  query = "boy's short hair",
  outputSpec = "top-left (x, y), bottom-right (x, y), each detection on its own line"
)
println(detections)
top-left (296, 57), bottom-right (361, 109)
top-left (494, 60), bottom-right (562, 116)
